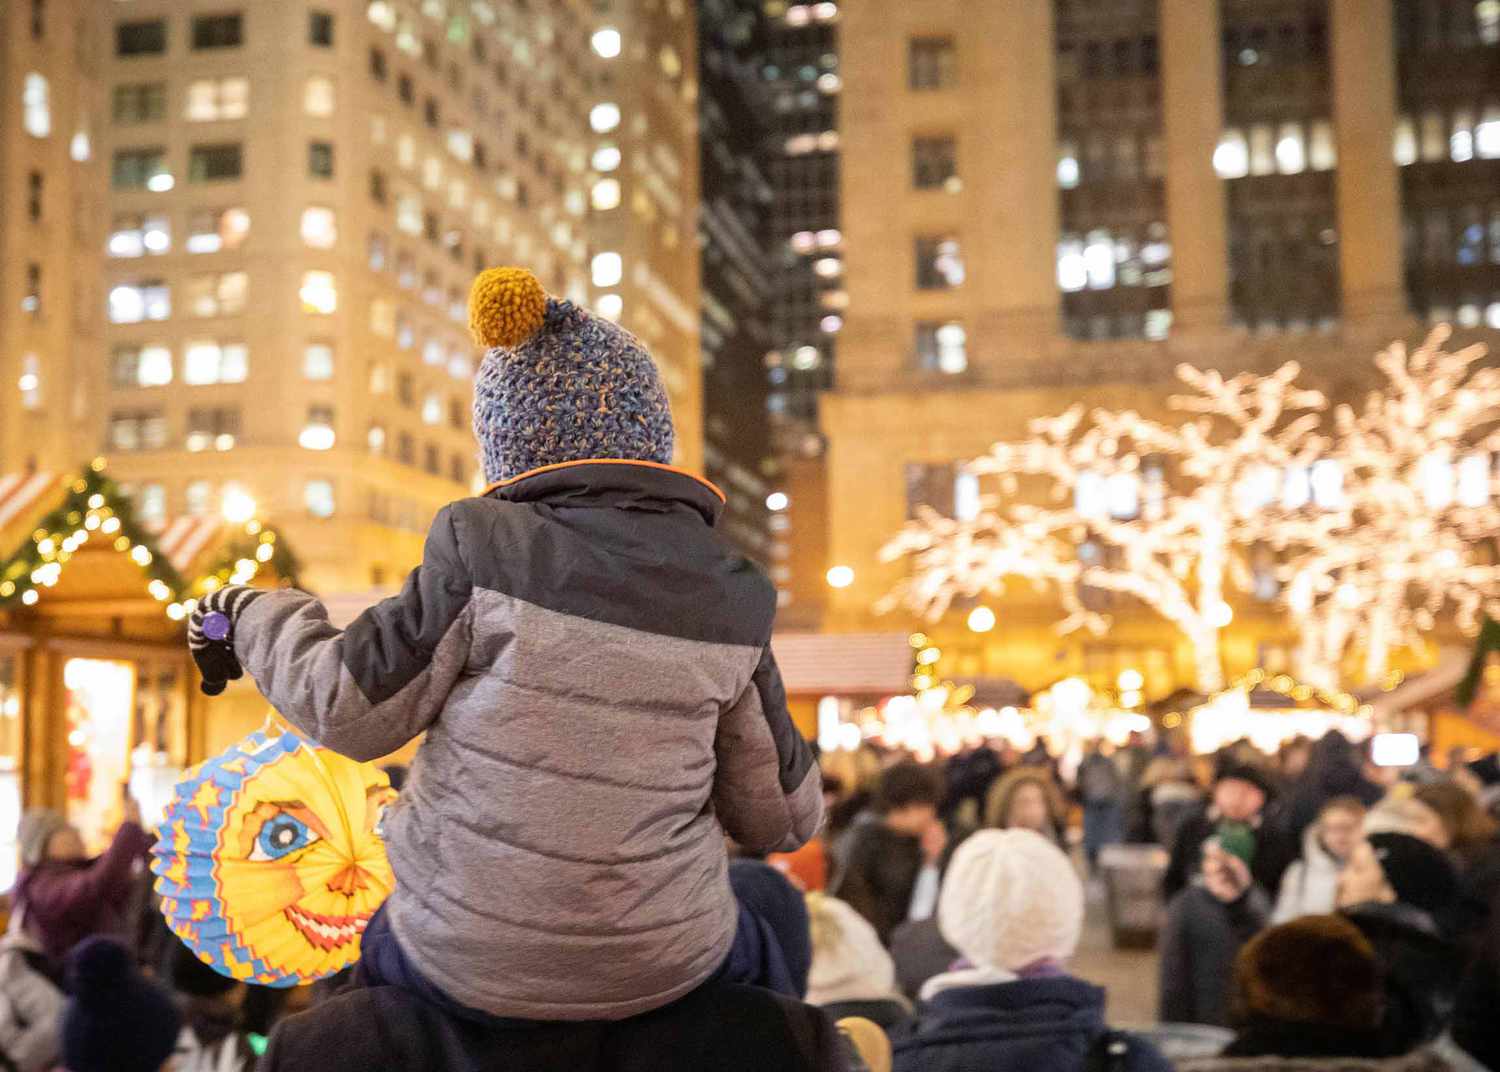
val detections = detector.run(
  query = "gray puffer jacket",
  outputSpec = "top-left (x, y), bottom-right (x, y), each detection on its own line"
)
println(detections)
top-left (232, 461), bottom-right (823, 1020)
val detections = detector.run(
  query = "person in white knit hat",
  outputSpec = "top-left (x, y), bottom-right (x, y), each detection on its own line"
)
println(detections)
top-left (805, 893), bottom-right (911, 1031)
top-left (893, 830), bottom-right (1170, 1072)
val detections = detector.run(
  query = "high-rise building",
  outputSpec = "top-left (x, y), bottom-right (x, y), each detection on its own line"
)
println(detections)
top-left (697, 0), bottom-right (775, 566)
top-left (823, 0), bottom-right (1500, 691)
top-left (0, 0), bottom-right (707, 595)
top-left (0, 0), bottom-right (105, 475)
top-left (584, 0), bottom-right (703, 473)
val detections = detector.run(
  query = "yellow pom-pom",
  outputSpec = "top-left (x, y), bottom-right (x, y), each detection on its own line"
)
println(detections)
top-left (469, 267), bottom-right (548, 349)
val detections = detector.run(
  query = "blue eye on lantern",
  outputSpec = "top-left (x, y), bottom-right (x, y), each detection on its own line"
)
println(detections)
top-left (249, 813), bottom-right (321, 861)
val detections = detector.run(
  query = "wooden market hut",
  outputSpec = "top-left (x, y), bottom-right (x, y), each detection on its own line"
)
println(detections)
top-left (0, 463), bottom-right (300, 859)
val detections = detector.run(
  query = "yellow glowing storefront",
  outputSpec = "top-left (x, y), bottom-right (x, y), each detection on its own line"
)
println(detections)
top-left (0, 465), bottom-right (298, 871)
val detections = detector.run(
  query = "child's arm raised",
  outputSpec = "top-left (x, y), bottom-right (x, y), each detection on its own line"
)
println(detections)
top-left (711, 647), bottom-right (825, 854)
top-left (227, 505), bottom-right (475, 761)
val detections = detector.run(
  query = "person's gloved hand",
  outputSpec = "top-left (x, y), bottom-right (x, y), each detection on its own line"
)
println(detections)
top-left (188, 585), bottom-right (263, 696)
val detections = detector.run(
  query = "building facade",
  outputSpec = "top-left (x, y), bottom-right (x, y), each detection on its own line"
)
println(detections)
top-left (2, 0), bottom-right (701, 594)
top-left (825, 0), bottom-right (1500, 693)
top-left (697, 0), bottom-right (775, 565)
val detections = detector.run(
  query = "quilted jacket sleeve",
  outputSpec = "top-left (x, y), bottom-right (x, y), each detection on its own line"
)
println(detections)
top-left (712, 647), bottom-right (824, 854)
top-left (232, 506), bottom-right (475, 761)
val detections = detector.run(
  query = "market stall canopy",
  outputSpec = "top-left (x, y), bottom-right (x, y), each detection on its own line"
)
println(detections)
top-left (0, 463), bottom-right (301, 638)
top-left (769, 632), bottom-right (914, 696)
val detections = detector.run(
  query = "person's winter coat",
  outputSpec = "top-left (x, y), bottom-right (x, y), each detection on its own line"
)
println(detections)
top-left (1451, 915), bottom-right (1500, 1070)
top-left (1164, 806), bottom-right (1292, 902)
top-left (726, 859), bottom-right (813, 998)
top-left (891, 975), bottom-right (1171, 1072)
top-left (12, 820), bottom-right (150, 971)
top-left (0, 933), bottom-right (64, 1072)
top-left (1158, 884), bottom-right (1271, 1027)
top-left (230, 462), bottom-right (824, 1020)
top-left (1271, 824), bottom-right (1344, 924)
top-left (1341, 902), bottom-right (1461, 1056)
top-left (831, 824), bottom-right (925, 946)
top-left (259, 977), bottom-right (850, 1072)
top-left (1176, 1049), bottom-right (1459, 1072)
top-left (889, 918), bottom-right (959, 1002)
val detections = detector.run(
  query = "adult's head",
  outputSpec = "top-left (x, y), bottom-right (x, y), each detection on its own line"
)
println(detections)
top-left (1303, 730), bottom-right (1367, 794)
top-left (1214, 765), bottom-right (1272, 823)
top-left (1363, 794), bottom-right (1451, 850)
top-left (805, 893), bottom-right (901, 1007)
top-left (1230, 914), bottom-right (1383, 1035)
top-left (1315, 796), bottom-right (1367, 862)
top-left (874, 762), bottom-right (944, 837)
top-left (728, 858), bottom-right (813, 998)
top-left (1279, 735), bottom-right (1314, 781)
top-left (983, 768), bottom-right (1062, 835)
top-left (938, 829), bottom-right (1083, 975)
top-left (1414, 779), bottom-right (1497, 861)
top-left (63, 937), bottom-right (182, 1072)
top-left (18, 808), bottom-right (81, 868)
top-left (1337, 831), bottom-right (1459, 916)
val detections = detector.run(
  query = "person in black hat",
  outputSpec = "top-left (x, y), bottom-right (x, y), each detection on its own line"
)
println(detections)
top-left (61, 937), bottom-right (180, 1072)
top-left (1163, 763), bottom-right (1291, 901)
top-left (169, 940), bottom-right (259, 1071)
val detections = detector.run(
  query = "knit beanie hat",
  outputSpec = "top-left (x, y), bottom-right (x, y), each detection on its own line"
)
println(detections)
top-left (468, 267), bottom-right (674, 484)
top-left (18, 808), bottom-right (70, 868)
top-left (1232, 914), bottom-right (1383, 1032)
top-left (807, 893), bottom-right (902, 1007)
top-left (63, 937), bottom-right (182, 1072)
top-left (938, 829), bottom-right (1083, 973)
top-left (727, 859), bottom-right (813, 998)
top-left (1367, 831), bottom-right (1460, 916)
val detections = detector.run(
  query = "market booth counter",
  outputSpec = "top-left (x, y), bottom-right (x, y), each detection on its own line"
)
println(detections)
top-left (0, 464), bottom-right (300, 873)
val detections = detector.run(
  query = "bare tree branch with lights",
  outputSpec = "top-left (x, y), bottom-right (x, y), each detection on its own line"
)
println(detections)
top-left (882, 364), bottom-right (1327, 692)
top-left (1275, 327), bottom-right (1500, 685)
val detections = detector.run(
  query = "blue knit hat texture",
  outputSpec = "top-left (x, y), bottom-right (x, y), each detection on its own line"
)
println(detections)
top-left (63, 937), bottom-right (182, 1072)
top-left (468, 267), bottom-right (674, 484)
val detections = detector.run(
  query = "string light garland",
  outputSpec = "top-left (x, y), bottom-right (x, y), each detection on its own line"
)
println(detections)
top-left (882, 363), bottom-right (1328, 692)
top-left (0, 461), bottom-right (301, 618)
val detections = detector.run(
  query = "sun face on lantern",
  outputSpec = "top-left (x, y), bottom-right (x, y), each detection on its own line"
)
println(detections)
top-left (153, 730), bottom-right (396, 986)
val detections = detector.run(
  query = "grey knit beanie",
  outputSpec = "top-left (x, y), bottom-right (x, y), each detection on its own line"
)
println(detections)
top-left (467, 267), bottom-right (674, 484)
top-left (19, 808), bottom-right (70, 868)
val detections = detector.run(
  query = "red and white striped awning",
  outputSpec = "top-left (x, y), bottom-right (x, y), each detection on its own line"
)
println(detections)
top-left (0, 472), bottom-right (59, 532)
top-left (148, 517), bottom-right (227, 574)
top-left (770, 632), bottom-right (914, 697)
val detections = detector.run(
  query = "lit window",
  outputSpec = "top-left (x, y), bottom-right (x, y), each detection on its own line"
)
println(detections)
top-left (448, 350), bottom-right (472, 379)
top-left (422, 339), bottom-right (445, 366)
top-left (396, 313), bottom-right (415, 349)
top-left (396, 194), bottom-right (422, 235)
top-left (111, 344), bottom-right (174, 388)
top-left (820, 315), bottom-right (843, 333)
top-left (368, 1), bottom-right (396, 31)
top-left (593, 145), bottom-right (621, 172)
top-left (591, 179), bottom-right (621, 210)
top-left (422, 394), bottom-right (442, 425)
top-left (397, 133), bottom-right (416, 170)
top-left (108, 214), bottom-right (170, 257)
top-left (22, 73), bottom-right (50, 138)
top-left (1057, 238), bottom-right (1086, 291)
top-left (1452, 110), bottom-right (1475, 162)
top-left (18, 354), bottom-right (41, 410)
top-left (591, 27), bottom-right (621, 58)
top-left (305, 481), bottom-right (336, 518)
top-left (1057, 140), bottom-right (1080, 188)
top-left (301, 206), bottom-right (338, 248)
top-left (446, 129), bottom-right (473, 162)
top-left (111, 411), bottom-right (168, 452)
top-left (1394, 117), bottom-right (1418, 166)
top-left (112, 148), bottom-right (171, 191)
top-left (590, 102), bottom-right (621, 133)
top-left (133, 485), bottom-right (166, 524)
top-left (592, 251), bottom-right (623, 287)
top-left (185, 78), bottom-right (249, 122)
top-left (368, 231), bottom-right (388, 270)
top-left (1083, 230), bottom-right (1115, 289)
top-left (791, 345), bottom-right (820, 371)
top-left (1420, 111), bottom-right (1447, 161)
top-left (1480, 0), bottom-right (1500, 44)
top-left (368, 424), bottom-right (387, 453)
top-left (1274, 122), bottom-right (1305, 174)
top-left (449, 179), bottom-right (466, 210)
top-left (186, 207), bottom-right (250, 253)
top-left (1477, 106), bottom-right (1500, 159)
top-left (303, 343), bottom-right (334, 381)
top-left (70, 131), bottom-right (91, 162)
top-left (597, 293), bottom-right (623, 319)
top-left (915, 322), bottom-right (967, 374)
top-left (1308, 120), bottom-right (1336, 170)
top-left (916, 235), bottom-right (964, 289)
top-left (304, 77), bottom-right (336, 117)
top-left (300, 271), bottom-right (338, 315)
top-left (1248, 124), bottom-right (1275, 175)
top-left (185, 481), bottom-right (214, 515)
top-left (299, 406), bottom-right (336, 450)
top-left (109, 281), bottom-right (170, 323)
top-left (183, 340), bottom-right (248, 385)
top-left (184, 272), bottom-right (248, 318)
top-left (1458, 454), bottom-right (1491, 507)
top-left (423, 155), bottom-right (442, 190)
top-left (370, 299), bottom-right (394, 336)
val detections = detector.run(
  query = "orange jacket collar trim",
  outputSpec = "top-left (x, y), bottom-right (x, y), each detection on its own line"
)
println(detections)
top-left (482, 459), bottom-right (727, 504)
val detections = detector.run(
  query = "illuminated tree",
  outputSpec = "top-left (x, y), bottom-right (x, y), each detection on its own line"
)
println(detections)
top-left (882, 364), bottom-right (1327, 692)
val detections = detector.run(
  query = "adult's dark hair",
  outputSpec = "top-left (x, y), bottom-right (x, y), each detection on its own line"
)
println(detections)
top-left (1231, 915), bottom-right (1383, 1034)
top-left (873, 762), bottom-right (944, 815)
top-left (1414, 780), bottom-right (1498, 865)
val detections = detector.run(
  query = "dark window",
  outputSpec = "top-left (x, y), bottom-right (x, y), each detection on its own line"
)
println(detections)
top-left (914, 321), bottom-right (968, 373)
top-left (916, 235), bottom-right (965, 289)
top-left (108, 411), bottom-right (168, 451)
top-left (191, 14), bottom-right (243, 50)
top-left (186, 406), bottom-right (240, 443)
top-left (26, 171), bottom-right (42, 222)
top-left (309, 11), bottom-right (334, 47)
top-left (423, 97), bottom-right (440, 128)
top-left (517, 180), bottom-right (528, 208)
top-left (424, 444), bottom-right (440, 475)
top-left (398, 74), bottom-right (414, 104)
top-left (112, 147), bottom-right (167, 189)
top-left (369, 168), bottom-right (388, 204)
top-left (188, 143), bottom-right (243, 182)
top-left (905, 463), bottom-right (958, 520)
top-left (909, 37), bottom-right (956, 90)
top-left (397, 373), bottom-right (414, 406)
top-left (398, 431), bottom-right (415, 463)
top-left (913, 136), bottom-right (957, 190)
top-left (23, 264), bottom-right (40, 315)
top-left (448, 399), bottom-right (465, 430)
top-left (112, 82), bottom-right (167, 124)
top-left (449, 455), bottom-right (466, 483)
top-left (370, 47), bottom-right (387, 81)
top-left (516, 131), bottom-right (529, 159)
top-left (422, 37), bottom-right (438, 69)
top-left (472, 35), bottom-right (487, 63)
top-left (423, 212), bottom-right (439, 242)
top-left (474, 141), bottom-right (487, 169)
top-left (30, 0), bottom-right (44, 40)
top-left (309, 140), bottom-right (334, 179)
top-left (116, 19), bottom-right (167, 56)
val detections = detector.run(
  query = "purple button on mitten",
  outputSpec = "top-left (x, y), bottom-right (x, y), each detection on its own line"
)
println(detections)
top-left (202, 611), bottom-right (232, 642)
